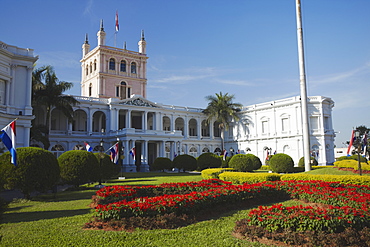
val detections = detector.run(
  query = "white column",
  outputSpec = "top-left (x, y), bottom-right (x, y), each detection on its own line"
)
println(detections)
top-left (197, 118), bottom-right (201, 140)
top-left (143, 111), bottom-right (147, 130)
top-left (126, 110), bottom-right (131, 128)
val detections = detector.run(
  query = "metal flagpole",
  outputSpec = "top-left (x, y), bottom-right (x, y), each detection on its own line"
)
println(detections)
top-left (296, 0), bottom-right (311, 171)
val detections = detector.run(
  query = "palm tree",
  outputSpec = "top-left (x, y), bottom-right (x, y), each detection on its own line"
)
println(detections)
top-left (32, 66), bottom-right (79, 149)
top-left (203, 92), bottom-right (243, 150)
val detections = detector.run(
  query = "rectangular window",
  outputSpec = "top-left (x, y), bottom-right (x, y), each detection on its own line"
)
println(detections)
top-left (282, 118), bottom-right (289, 132)
top-left (324, 117), bottom-right (330, 130)
top-left (116, 86), bottom-right (120, 97)
top-left (0, 80), bottom-right (6, 105)
top-left (310, 117), bottom-right (319, 130)
top-left (262, 121), bottom-right (268, 134)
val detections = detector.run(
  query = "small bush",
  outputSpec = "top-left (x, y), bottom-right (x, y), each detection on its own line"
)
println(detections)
top-left (298, 156), bottom-right (317, 167)
top-left (201, 168), bottom-right (235, 179)
top-left (151, 157), bottom-right (173, 171)
top-left (58, 150), bottom-right (99, 187)
top-left (0, 147), bottom-right (60, 199)
top-left (269, 153), bottom-right (294, 173)
top-left (94, 153), bottom-right (120, 181)
top-left (337, 155), bottom-right (367, 163)
top-left (228, 154), bottom-right (262, 172)
top-left (197, 153), bottom-right (221, 170)
top-left (173, 154), bottom-right (197, 172)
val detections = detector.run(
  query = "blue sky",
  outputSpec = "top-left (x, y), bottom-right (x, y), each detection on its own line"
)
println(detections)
top-left (2, 0), bottom-right (370, 147)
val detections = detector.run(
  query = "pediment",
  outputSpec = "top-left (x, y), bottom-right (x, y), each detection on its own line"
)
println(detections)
top-left (119, 96), bottom-right (159, 108)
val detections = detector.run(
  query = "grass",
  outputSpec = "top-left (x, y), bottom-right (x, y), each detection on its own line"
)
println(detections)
top-left (0, 168), bottom-right (363, 246)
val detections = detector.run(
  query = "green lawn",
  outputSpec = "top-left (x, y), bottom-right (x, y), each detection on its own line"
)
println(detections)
top-left (0, 168), bottom-right (363, 246)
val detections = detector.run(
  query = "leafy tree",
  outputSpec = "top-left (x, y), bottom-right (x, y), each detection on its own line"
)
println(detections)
top-left (151, 157), bottom-right (173, 172)
top-left (32, 66), bottom-right (79, 149)
top-left (203, 92), bottom-right (242, 150)
top-left (269, 153), bottom-right (294, 173)
top-left (229, 154), bottom-right (261, 172)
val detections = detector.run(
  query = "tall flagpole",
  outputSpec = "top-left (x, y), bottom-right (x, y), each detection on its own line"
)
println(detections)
top-left (296, 0), bottom-right (311, 171)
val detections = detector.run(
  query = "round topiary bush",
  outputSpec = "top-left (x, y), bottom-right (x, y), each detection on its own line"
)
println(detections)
top-left (298, 156), bottom-right (318, 167)
top-left (173, 154), bottom-right (197, 172)
top-left (197, 152), bottom-right (221, 170)
top-left (228, 154), bottom-right (262, 172)
top-left (151, 157), bottom-right (173, 171)
top-left (269, 153), bottom-right (294, 173)
top-left (58, 150), bottom-right (99, 187)
top-left (93, 153), bottom-right (120, 182)
top-left (0, 147), bottom-right (60, 199)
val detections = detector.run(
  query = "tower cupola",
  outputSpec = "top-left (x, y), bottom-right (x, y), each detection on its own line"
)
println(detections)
top-left (82, 33), bottom-right (90, 56)
top-left (97, 19), bottom-right (106, 46)
top-left (138, 30), bottom-right (146, 54)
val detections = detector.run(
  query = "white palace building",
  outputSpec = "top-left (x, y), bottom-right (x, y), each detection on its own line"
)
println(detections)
top-left (0, 23), bottom-right (336, 171)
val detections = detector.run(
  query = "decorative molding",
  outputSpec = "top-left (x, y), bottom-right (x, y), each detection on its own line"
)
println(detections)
top-left (120, 98), bottom-right (158, 108)
top-left (0, 42), bottom-right (8, 50)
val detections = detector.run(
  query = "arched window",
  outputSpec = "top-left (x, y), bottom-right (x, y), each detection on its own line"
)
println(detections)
top-left (120, 60), bottom-right (126, 72)
top-left (202, 147), bottom-right (210, 153)
top-left (214, 147), bottom-right (222, 156)
top-left (189, 119), bottom-right (197, 136)
top-left (90, 62), bottom-right (92, 73)
top-left (89, 83), bottom-right (92, 96)
top-left (51, 144), bottom-right (65, 158)
top-left (109, 58), bottom-right (115, 70)
top-left (94, 60), bottom-right (97, 71)
top-left (86, 65), bottom-right (89, 75)
top-left (189, 146), bottom-right (198, 158)
top-left (131, 62), bottom-right (137, 74)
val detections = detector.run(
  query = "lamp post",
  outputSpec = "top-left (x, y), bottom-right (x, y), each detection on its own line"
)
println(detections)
top-left (98, 138), bottom-right (104, 185)
top-left (354, 130), bottom-right (362, 176)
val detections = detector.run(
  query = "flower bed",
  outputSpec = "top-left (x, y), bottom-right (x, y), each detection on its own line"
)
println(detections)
top-left (89, 179), bottom-right (370, 243)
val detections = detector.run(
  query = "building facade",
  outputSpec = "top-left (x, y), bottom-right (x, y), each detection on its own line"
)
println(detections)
top-left (0, 41), bottom-right (37, 148)
top-left (16, 23), bottom-right (336, 171)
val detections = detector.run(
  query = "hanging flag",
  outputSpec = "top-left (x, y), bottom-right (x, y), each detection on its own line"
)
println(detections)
top-left (222, 149), bottom-right (228, 161)
top-left (0, 120), bottom-right (17, 166)
top-left (84, 142), bottom-right (93, 152)
top-left (362, 133), bottom-right (368, 155)
top-left (110, 142), bottom-right (119, 164)
top-left (115, 11), bottom-right (119, 32)
top-left (347, 130), bottom-right (355, 156)
top-left (130, 147), bottom-right (136, 161)
top-left (266, 150), bottom-right (270, 161)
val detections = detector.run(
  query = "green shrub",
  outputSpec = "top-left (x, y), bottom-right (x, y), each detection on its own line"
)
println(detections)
top-left (228, 154), bottom-right (262, 172)
top-left (151, 157), bottom-right (173, 171)
top-left (298, 156), bottom-right (318, 167)
top-left (173, 154), bottom-right (197, 172)
top-left (220, 155), bottom-right (231, 168)
top-left (280, 173), bottom-right (370, 186)
top-left (336, 155), bottom-right (368, 163)
top-left (197, 153), bottom-right (221, 170)
top-left (219, 171), bottom-right (281, 184)
top-left (269, 153), bottom-right (294, 173)
top-left (0, 147), bottom-right (60, 199)
top-left (58, 150), bottom-right (99, 187)
top-left (201, 168), bottom-right (235, 179)
top-left (93, 153), bottom-right (120, 182)
top-left (259, 165), bottom-right (270, 171)
top-left (334, 159), bottom-right (370, 171)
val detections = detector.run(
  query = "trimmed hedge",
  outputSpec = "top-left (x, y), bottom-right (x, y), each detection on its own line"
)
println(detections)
top-left (219, 171), bottom-right (281, 184)
top-left (0, 147), bottom-right (60, 199)
top-left (151, 157), bottom-right (173, 171)
top-left (58, 150), bottom-right (99, 187)
top-left (269, 153), bottom-right (294, 173)
top-left (173, 154), bottom-right (197, 172)
top-left (201, 168), bottom-right (234, 179)
top-left (298, 156), bottom-right (317, 167)
top-left (334, 160), bottom-right (370, 171)
top-left (280, 173), bottom-right (370, 186)
top-left (228, 154), bottom-right (262, 172)
top-left (197, 153), bottom-right (222, 170)
top-left (337, 155), bottom-right (368, 163)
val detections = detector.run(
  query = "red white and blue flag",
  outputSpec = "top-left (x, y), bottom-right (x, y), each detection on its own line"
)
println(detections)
top-left (130, 147), bottom-right (136, 161)
top-left (222, 149), bottom-right (228, 161)
top-left (84, 142), bottom-right (93, 152)
top-left (110, 142), bottom-right (119, 164)
top-left (0, 120), bottom-right (16, 166)
top-left (115, 11), bottom-right (119, 32)
top-left (347, 130), bottom-right (355, 156)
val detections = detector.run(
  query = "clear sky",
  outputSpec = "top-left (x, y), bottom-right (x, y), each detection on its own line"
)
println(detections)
top-left (2, 0), bottom-right (370, 147)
